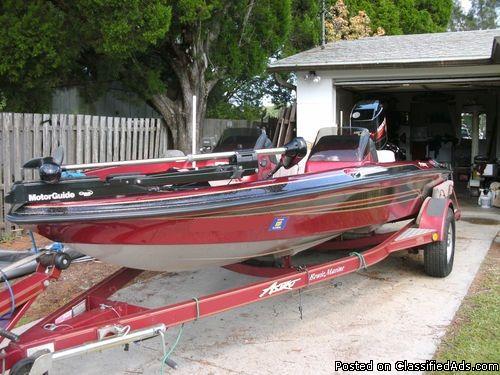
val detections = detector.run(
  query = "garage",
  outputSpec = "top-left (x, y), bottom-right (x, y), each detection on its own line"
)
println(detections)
top-left (269, 29), bottom-right (500, 193)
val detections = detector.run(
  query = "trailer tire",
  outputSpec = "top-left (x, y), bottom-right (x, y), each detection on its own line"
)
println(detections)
top-left (9, 357), bottom-right (37, 375)
top-left (423, 208), bottom-right (455, 278)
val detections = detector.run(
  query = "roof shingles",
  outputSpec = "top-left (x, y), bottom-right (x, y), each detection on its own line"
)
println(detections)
top-left (269, 29), bottom-right (500, 71)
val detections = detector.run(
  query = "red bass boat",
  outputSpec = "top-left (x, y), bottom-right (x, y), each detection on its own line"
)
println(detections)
top-left (6, 127), bottom-right (450, 272)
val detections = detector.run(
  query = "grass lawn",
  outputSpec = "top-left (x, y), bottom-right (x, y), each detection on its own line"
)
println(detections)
top-left (429, 238), bottom-right (499, 374)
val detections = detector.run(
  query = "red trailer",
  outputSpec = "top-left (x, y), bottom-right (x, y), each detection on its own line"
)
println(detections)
top-left (0, 185), bottom-right (459, 374)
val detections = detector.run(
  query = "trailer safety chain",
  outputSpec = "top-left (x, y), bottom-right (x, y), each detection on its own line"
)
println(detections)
top-left (349, 252), bottom-right (368, 271)
top-left (192, 297), bottom-right (200, 321)
top-left (294, 266), bottom-right (310, 320)
top-left (298, 289), bottom-right (303, 320)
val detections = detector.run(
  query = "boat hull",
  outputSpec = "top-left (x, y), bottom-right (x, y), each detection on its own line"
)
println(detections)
top-left (10, 164), bottom-right (449, 271)
top-left (66, 233), bottom-right (339, 271)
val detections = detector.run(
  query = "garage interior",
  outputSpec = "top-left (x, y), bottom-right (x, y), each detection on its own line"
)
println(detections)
top-left (335, 78), bottom-right (500, 192)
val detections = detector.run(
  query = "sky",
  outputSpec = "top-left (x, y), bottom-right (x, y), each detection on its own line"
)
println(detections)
top-left (460, 0), bottom-right (471, 12)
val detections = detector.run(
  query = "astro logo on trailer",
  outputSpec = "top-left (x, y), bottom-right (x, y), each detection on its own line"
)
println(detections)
top-left (269, 217), bottom-right (288, 231)
top-left (259, 278), bottom-right (300, 298)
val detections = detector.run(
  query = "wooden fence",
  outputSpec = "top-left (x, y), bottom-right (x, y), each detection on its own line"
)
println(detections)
top-left (0, 113), bottom-right (169, 234)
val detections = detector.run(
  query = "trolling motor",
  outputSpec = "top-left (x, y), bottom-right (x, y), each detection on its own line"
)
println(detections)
top-left (23, 146), bottom-right (65, 184)
top-left (266, 137), bottom-right (308, 178)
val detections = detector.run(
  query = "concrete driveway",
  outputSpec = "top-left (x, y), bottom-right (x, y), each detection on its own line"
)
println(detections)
top-left (52, 207), bottom-right (499, 374)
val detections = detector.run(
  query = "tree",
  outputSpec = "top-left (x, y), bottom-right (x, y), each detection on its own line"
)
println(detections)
top-left (0, 0), bottom-right (455, 151)
top-left (211, 0), bottom-right (454, 117)
top-left (344, 0), bottom-right (453, 34)
top-left (449, 0), bottom-right (499, 30)
top-left (0, 1), bottom-right (291, 152)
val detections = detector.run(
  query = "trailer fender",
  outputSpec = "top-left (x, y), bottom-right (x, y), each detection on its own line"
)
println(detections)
top-left (417, 197), bottom-right (454, 241)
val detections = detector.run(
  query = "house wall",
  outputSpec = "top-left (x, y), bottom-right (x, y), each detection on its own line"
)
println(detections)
top-left (296, 73), bottom-right (336, 145)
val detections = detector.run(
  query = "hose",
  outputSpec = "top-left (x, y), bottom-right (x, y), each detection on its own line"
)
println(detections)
top-left (160, 324), bottom-right (184, 374)
top-left (0, 268), bottom-right (15, 319)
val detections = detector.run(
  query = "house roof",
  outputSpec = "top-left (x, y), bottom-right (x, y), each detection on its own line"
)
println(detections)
top-left (269, 29), bottom-right (500, 72)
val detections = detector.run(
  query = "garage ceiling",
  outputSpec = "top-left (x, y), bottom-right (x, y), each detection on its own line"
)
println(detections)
top-left (337, 77), bottom-right (500, 93)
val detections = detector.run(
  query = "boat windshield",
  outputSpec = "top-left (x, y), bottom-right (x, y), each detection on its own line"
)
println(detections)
top-left (309, 127), bottom-right (372, 162)
top-left (212, 128), bottom-right (262, 152)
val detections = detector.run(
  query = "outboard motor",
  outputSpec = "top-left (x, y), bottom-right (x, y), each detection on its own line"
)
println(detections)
top-left (350, 100), bottom-right (387, 149)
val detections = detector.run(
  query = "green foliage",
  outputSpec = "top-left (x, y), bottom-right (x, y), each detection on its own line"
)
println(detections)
top-left (0, 0), bottom-right (171, 112)
top-left (344, 0), bottom-right (453, 34)
top-left (449, 0), bottom-right (499, 31)
top-left (431, 253), bottom-right (499, 373)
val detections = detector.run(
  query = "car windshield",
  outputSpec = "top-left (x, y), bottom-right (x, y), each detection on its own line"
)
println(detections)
top-left (309, 127), bottom-right (370, 162)
top-left (212, 128), bottom-right (261, 152)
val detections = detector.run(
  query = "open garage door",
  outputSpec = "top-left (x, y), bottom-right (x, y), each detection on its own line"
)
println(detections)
top-left (335, 77), bottom-right (500, 190)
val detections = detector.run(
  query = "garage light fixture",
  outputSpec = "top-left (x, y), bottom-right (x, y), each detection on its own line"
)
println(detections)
top-left (305, 71), bottom-right (321, 83)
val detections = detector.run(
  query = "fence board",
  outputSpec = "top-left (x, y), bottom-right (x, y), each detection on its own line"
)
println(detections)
top-left (23, 113), bottom-right (34, 180)
top-left (92, 116), bottom-right (99, 163)
top-left (76, 115), bottom-right (84, 164)
top-left (99, 116), bottom-right (106, 164)
top-left (132, 118), bottom-right (138, 160)
top-left (119, 118), bottom-right (126, 160)
top-left (144, 119), bottom-right (150, 159)
top-left (13, 113), bottom-right (23, 181)
top-left (67, 115), bottom-right (76, 165)
top-left (42, 114), bottom-right (50, 157)
top-left (51, 114), bottom-right (59, 154)
top-left (113, 117), bottom-right (120, 161)
top-left (138, 119), bottom-right (144, 160)
top-left (2, 113), bottom-right (13, 233)
top-left (84, 115), bottom-right (91, 163)
top-left (126, 118), bottom-right (132, 160)
top-left (33, 114), bottom-right (42, 167)
top-left (58, 114), bottom-right (68, 158)
top-left (106, 117), bottom-right (113, 162)
top-left (154, 120), bottom-right (161, 157)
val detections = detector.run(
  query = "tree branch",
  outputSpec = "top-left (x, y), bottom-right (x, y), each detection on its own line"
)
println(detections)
top-left (238, 0), bottom-right (255, 47)
top-left (273, 73), bottom-right (296, 91)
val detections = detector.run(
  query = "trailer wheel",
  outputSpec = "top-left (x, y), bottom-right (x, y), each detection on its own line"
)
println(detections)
top-left (10, 357), bottom-right (36, 375)
top-left (423, 208), bottom-right (455, 278)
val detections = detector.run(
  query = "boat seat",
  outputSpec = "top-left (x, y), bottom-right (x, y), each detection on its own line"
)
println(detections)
top-left (254, 131), bottom-right (273, 150)
top-left (376, 150), bottom-right (395, 163)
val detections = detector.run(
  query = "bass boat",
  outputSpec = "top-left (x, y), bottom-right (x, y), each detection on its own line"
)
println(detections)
top-left (5, 127), bottom-right (451, 271)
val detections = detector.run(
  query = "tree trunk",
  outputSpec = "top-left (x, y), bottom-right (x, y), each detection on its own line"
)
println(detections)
top-left (151, 88), bottom-right (209, 154)
top-left (150, 37), bottom-right (216, 154)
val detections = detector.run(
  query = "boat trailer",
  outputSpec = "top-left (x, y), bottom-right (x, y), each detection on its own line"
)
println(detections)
top-left (0, 186), bottom-right (459, 374)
